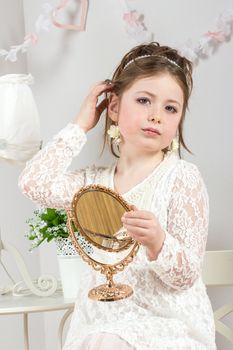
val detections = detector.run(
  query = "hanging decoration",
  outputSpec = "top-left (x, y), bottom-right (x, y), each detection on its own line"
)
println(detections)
top-left (0, 1), bottom-right (89, 63)
top-left (178, 6), bottom-right (233, 64)
top-left (119, 0), bottom-right (153, 43)
top-left (0, 3), bottom-right (53, 62)
top-left (0, 74), bottom-right (41, 164)
top-left (0, 1), bottom-right (232, 64)
top-left (51, 0), bottom-right (88, 31)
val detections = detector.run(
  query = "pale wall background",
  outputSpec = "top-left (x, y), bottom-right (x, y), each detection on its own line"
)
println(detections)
top-left (0, 0), bottom-right (232, 349)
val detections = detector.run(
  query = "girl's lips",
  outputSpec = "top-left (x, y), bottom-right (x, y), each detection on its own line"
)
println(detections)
top-left (142, 128), bottom-right (161, 135)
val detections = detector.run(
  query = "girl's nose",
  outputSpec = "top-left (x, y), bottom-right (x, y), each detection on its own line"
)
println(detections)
top-left (148, 114), bottom-right (161, 124)
top-left (146, 104), bottom-right (162, 124)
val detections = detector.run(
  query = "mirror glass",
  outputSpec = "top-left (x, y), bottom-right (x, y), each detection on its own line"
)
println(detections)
top-left (73, 187), bottom-right (133, 252)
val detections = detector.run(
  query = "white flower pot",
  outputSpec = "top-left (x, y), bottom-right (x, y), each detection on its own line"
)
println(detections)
top-left (57, 255), bottom-right (88, 299)
top-left (55, 237), bottom-right (90, 299)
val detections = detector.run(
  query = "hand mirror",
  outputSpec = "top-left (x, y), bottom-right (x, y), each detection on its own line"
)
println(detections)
top-left (66, 184), bottom-right (139, 302)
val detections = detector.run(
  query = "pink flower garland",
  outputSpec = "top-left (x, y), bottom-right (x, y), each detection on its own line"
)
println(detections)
top-left (178, 5), bottom-right (233, 63)
top-left (0, 1), bottom-right (232, 65)
top-left (0, 3), bottom-right (52, 62)
top-left (120, 0), bottom-right (153, 43)
top-left (121, 0), bottom-right (233, 64)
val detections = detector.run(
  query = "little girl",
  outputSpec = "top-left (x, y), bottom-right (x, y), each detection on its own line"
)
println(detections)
top-left (19, 42), bottom-right (216, 350)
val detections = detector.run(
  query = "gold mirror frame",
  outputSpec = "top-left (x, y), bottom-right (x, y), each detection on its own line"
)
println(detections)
top-left (66, 184), bottom-right (140, 302)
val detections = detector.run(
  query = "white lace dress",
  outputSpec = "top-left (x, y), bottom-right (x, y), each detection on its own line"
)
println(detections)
top-left (19, 123), bottom-right (216, 350)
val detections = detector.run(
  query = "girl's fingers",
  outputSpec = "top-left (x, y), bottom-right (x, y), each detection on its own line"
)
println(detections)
top-left (123, 210), bottom-right (152, 220)
top-left (96, 98), bottom-right (108, 114)
top-left (122, 217), bottom-right (149, 229)
top-left (74, 80), bottom-right (114, 131)
top-left (123, 225), bottom-right (147, 237)
top-left (90, 81), bottom-right (114, 97)
top-left (87, 83), bottom-right (113, 108)
top-left (81, 80), bottom-right (113, 106)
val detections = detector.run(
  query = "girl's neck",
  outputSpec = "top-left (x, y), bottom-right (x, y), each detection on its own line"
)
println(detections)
top-left (115, 146), bottom-right (164, 175)
top-left (113, 147), bottom-right (164, 195)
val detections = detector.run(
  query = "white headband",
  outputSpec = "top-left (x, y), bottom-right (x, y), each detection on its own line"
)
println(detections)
top-left (123, 54), bottom-right (182, 70)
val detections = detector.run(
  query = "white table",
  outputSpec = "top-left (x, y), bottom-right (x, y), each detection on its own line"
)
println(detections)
top-left (0, 291), bottom-right (75, 350)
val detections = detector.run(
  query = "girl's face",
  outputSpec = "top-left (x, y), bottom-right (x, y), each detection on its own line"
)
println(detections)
top-left (109, 73), bottom-right (184, 153)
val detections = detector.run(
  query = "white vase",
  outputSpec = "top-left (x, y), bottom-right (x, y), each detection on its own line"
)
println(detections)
top-left (55, 237), bottom-right (90, 299)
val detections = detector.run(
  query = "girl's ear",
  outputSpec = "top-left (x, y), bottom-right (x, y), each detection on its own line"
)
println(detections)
top-left (108, 93), bottom-right (120, 122)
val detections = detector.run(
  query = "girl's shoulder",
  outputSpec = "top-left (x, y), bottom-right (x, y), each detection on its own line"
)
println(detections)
top-left (171, 156), bottom-right (206, 189)
top-left (164, 152), bottom-right (202, 182)
top-left (176, 157), bottom-right (200, 175)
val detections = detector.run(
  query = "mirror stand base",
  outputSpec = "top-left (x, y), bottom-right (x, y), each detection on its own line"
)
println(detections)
top-left (88, 283), bottom-right (133, 302)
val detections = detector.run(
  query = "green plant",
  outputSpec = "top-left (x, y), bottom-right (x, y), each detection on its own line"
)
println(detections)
top-left (25, 208), bottom-right (93, 254)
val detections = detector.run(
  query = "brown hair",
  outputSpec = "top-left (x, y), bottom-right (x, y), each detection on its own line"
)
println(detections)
top-left (103, 42), bottom-right (193, 158)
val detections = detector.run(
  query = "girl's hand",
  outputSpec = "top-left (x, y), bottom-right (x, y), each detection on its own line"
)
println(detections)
top-left (121, 206), bottom-right (165, 261)
top-left (73, 80), bottom-right (113, 132)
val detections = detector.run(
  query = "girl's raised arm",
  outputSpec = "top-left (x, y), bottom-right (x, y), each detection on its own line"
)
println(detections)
top-left (18, 81), bottom-right (112, 209)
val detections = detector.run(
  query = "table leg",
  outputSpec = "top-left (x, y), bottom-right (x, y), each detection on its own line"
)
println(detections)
top-left (23, 313), bottom-right (29, 350)
top-left (57, 308), bottom-right (74, 350)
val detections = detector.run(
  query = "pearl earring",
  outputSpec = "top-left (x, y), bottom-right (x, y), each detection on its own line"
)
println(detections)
top-left (107, 124), bottom-right (121, 145)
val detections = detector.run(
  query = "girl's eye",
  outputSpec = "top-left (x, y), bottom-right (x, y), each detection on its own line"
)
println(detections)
top-left (165, 105), bottom-right (177, 113)
top-left (136, 97), bottom-right (151, 105)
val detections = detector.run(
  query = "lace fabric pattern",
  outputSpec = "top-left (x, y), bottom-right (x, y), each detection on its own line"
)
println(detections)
top-left (18, 124), bottom-right (216, 350)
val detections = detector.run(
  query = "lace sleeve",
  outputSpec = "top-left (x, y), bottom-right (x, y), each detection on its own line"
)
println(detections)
top-left (18, 123), bottom-right (89, 209)
top-left (149, 162), bottom-right (209, 290)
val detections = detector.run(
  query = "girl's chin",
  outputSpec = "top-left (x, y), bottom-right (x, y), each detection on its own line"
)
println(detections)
top-left (134, 145), bottom-right (163, 154)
